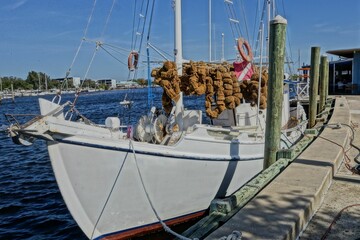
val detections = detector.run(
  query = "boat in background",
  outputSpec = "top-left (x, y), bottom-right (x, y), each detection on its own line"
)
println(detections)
top-left (119, 94), bottom-right (133, 108)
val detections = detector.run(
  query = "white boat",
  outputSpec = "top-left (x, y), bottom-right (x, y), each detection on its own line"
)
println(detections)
top-left (119, 94), bottom-right (133, 108)
top-left (6, 1), bottom-right (307, 239)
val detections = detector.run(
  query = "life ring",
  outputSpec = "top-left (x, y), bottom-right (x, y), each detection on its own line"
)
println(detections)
top-left (128, 51), bottom-right (139, 71)
top-left (237, 38), bottom-right (253, 62)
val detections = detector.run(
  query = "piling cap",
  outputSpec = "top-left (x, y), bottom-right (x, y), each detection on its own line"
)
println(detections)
top-left (271, 15), bottom-right (287, 25)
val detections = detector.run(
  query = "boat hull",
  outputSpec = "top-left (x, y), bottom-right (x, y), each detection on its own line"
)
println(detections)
top-left (47, 138), bottom-right (264, 239)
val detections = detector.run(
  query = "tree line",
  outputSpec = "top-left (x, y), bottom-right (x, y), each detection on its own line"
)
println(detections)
top-left (0, 70), bottom-right (154, 91)
top-left (0, 71), bottom-right (94, 91)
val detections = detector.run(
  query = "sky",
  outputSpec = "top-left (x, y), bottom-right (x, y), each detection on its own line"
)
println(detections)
top-left (0, 0), bottom-right (359, 82)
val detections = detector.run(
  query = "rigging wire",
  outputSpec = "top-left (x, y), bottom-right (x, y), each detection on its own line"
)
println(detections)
top-left (99, 45), bottom-right (128, 66)
top-left (251, 0), bottom-right (260, 48)
top-left (61, 0), bottom-right (98, 90)
top-left (253, 0), bottom-right (267, 60)
top-left (128, 1), bottom-right (149, 80)
top-left (89, 151), bottom-right (130, 240)
top-left (130, 0), bottom-right (138, 51)
top-left (129, 141), bottom-right (196, 240)
top-left (274, 0), bottom-right (294, 75)
top-left (102, 42), bottom-right (133, 54)
top-left (72, 44), bottom-right (100, 109)
top-left (224, 0), bottom-right (242, 45)
top-left (101, 0), bottom-right (117, 38)
top-left (239, 0), bottom-right (250, 42)
top-left (128, 0), bottom-right (150, 81)
top-left (133, 0), bottom-right (146, 51)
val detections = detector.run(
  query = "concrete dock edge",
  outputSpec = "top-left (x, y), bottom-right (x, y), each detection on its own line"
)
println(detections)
top-left (205, 96), bottom-right (351, 240)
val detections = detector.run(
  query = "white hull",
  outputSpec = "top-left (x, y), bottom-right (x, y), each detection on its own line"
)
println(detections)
top-left (48, 136), bottom-right (263, 239)
top-left (8, 98), bottom-right (306, 239)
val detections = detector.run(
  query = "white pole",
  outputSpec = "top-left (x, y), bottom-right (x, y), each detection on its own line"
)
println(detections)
top-left (45, 75), bottom-right (48, 92)
top-left (174, 0), bottom-right (184, 131)
top-left (209, 0), bottom-right (212, 62)
top-left (256, 23), bottom-right (265, 130)
top-left (266, 0), bottom-right (271, 64)
top-left (213, 24), bottom-right (217, 61)
top-left (38, 72), bottom-right (41, 94)
top-left (272, 0), bottom-right (275, 19)
top-left (221, 33), bottom-right (225, 62)
top-left (333, 63), bottom-right (336, 93)
top-left (174, 0), bottom-right (183, 76)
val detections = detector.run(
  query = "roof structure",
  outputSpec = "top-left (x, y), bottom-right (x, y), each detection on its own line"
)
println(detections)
top-left (326, 48), bottom-right (360, 58)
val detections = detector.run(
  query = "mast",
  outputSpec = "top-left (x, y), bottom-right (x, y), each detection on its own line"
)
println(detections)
top-left (209, 0), bottom-right (212, 62)
top-left (174, 0), bottom-right (183, 75)
top-left (221, 33), bottom-right (225, 62)
top-left (266, 0), bottom-right (271, 63)
top-left (173, 0), bottom-right (184, 131)
top-left (45, 74), bottom-right (48, 92)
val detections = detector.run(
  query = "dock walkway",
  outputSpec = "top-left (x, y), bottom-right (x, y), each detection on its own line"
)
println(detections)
top-left (206, 96), bottom-right (360, 240)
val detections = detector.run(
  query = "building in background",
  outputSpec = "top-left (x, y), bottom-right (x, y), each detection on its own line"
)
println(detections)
top-left (52, 77), bottom-right (81, 88)
top-left (96, 79), bottom-right (117, 89)
top-left (327, 48), bottom-right (360, 95)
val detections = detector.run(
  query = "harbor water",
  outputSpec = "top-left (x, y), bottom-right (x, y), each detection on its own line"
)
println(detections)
top-left (0, 88), bottom-right (206, 239)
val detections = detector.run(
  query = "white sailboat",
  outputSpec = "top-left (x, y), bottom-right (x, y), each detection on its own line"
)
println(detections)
top-left (6, 1), bottom-right (306, 239)
top-left (119, 94), bottom-right (133, 108)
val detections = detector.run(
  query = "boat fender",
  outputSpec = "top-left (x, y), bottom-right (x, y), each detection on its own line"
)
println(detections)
top-left (237, 37), bottom-right (253, 62)
top-left (105, 117), bottom-right (120, 131)
top-left (128, 51), bottom-right (139, 71)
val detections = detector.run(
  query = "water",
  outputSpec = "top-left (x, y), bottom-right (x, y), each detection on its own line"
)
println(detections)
top-left (0, 88), bottom-right (206, 239)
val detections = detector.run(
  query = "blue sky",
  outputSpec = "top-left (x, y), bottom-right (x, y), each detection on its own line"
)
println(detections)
top-left (0, 0), bottom-right (359, 81)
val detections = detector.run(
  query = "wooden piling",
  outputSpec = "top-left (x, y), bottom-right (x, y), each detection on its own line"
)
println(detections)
top-left (319, 55), bottom-right (328, 113)
top-left (263, 15), bottom-right (287, 169)
top-left (325, 59), bottom-right (329, 101)
top-left (308, 46), bottom-right (320, 128)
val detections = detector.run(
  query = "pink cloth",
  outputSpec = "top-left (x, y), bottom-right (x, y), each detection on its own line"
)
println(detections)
top-left (233, 61), bottom-right (254, 81)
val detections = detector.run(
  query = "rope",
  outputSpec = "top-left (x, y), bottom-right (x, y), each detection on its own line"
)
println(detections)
top-left (316, 132), bottom-right (359, 175)
top-left (128, 140), bottom-right (197, 240)
top-left (321, 204), bottom-right (360, 240)
top-left (219, 230), bottom-right (242, 240)
top-left (90, 150), bottom-right (130, 240)
top-left (317, 123), bottom-right (360, 166)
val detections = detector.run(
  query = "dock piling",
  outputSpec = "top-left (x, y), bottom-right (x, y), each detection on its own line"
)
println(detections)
top-left (263, 15), bottom-right (287, 169)
top-left (309, 46), bottom-right (320, 128)
top-left (319, 55), bottom-right (328, 113)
